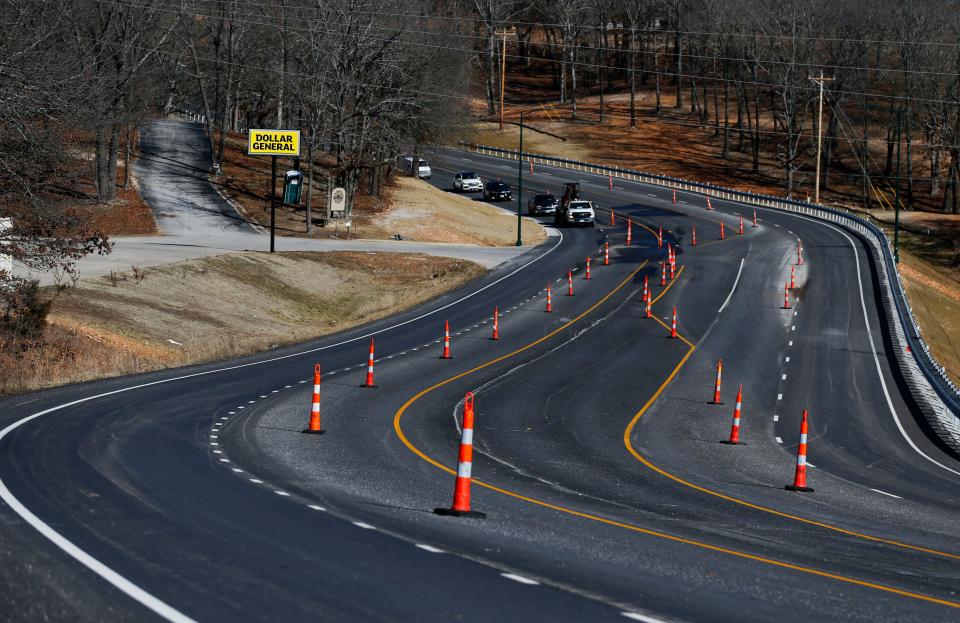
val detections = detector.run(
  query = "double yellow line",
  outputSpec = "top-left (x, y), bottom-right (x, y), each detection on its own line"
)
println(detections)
top-left (392, 250), bottom-right (960, 610)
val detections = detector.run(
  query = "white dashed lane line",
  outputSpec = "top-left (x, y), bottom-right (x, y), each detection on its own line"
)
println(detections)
top-left (501, 573), bottom-right (540, 585)
top-left (773, 415), bottom-right (780, 422)
top-left (249, 479), bottom-right (263, 484)
top-left (777, 394), bottom-right (783, 401)
top-left (621, 612), bottom-right (669, 623)
top-left (274, 491), bottom-right (290, 497)
top-left (353, 522), bottom-right (376, 530)
top-left (776, 436), bottom-right (784, 444)
top-left (308, 504), bottom-right (326, 511)
top-left (781, 374), bottom-right (787, 380)
top-left (415, 544), bottom-right (445, 554)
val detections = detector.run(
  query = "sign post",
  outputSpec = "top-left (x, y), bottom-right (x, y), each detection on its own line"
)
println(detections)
top-left (247, 129), bottom-right (301, 253)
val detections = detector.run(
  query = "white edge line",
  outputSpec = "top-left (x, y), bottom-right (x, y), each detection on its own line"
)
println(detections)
top-left (717, 257), bottom-right (746, 314)
top-left (870, 488), bottom-right (902, 499)
top-left (0, 228), bottom-right (567, 621)
top-left (415, 543), bottom-right (445, 553)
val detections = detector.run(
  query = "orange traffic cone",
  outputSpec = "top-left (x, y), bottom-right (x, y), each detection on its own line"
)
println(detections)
top-left (435, 392), bottom-right (486, 517)
top-left (709, 359), bottom-right (723, 404)
top-left (752, 209), bottom-right (758, 227)
top-left (790, 265), bottom-right (796, 290)
top-left (785, 410), bottom-right (814, 492)
top-left (302, 364), bottom-right (325, 434)
top-left (643, 275), bottom-right (649, 302)
top-left (707, 197), bottom-right (714, 210)
top-left (441, 320), bottom-right (452, 359)
top-left (362, 338), bottom-right (377, 388)
top-left (670, 306), bottom-right (678, 338)
top-left (782, 283), bottom-right (791, 309)
top-left (722, 385), bottom-right (743, 445)
top-left (660, 262), bottom-right (667, 286)
top-left (645, 297), bottom-right (653, 318)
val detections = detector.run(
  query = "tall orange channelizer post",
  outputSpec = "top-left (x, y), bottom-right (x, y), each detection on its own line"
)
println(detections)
top-left (609, 173), bottom-right (613, 190)
top-left (658, 226), bottom-right (663, 248)
top-left (567, 270), bottom-right (574, 296)
top-left (546, 284), bottom-right (553, 313)
top-left (660, 262), bottom-right (667, 287)
top-left (672, 189), bottom-right (677, 204)
top-left (670, 306), bottom-right (678, 338)
top-left (604, 241), bottom-right (610, 265)
top-left (785, 410), bottom-right (814, 492)
top-left (610, 208), bottom-right (615, 226)
top-left (302, 364), bottom-right (325, 434)
top-left (709, 359), bottom-right (723, 404)
top-left (797, 240), bottom-right (804, 265)
top-left (790, 265), bottom-right (796, 290)
top-left (441, 320), bottom-right (452, 359)
top-left (783, 283), bottom-right (791, 309)
top-left (739, 217), bottom-right (744, 235)
top-left (722, 385), bottom-right (744, 445)
top-left (645, 297), bottom-right (653, 318)
top-left (707, 197), bottom-right (714, 210)
top-left (435, 392), bottom-right (487, 518)
top-left (692, 225), bottom-right (697, 246)
top-left (585, 256), bottom-right (591, 280)
top-left (642, 275), bottom-right (649, 302)
top-left (626, 219), bottom-right (633, 246)
top-left (491, 306), bottom-right (500, 340)
top-left (720, 221), bottom-right (726, 240)
top-left (362, 337), bottom-right (377, 388)
top-left (752, 209), bottom-right (758, 227)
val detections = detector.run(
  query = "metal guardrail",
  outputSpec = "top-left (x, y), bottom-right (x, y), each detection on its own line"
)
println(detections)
top-left (459, 142), bottom-right (960, 454)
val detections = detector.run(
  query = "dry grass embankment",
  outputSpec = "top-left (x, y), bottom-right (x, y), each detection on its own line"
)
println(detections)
top-left (0, 251), bottom-right (483, 395)
top-left (373, 177), bottom-right (546, 246)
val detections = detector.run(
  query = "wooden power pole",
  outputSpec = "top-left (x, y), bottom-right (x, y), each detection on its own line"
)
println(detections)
top-left (810, 72), bottom-right (834, 204)
top-left (497, 29), bottom-right (510, 131)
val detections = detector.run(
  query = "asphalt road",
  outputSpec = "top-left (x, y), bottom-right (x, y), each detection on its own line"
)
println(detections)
top-left (1, 149), bottom-right (959, 622)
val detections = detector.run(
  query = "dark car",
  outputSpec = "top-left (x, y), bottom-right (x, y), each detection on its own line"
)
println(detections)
top-left (527, 193), bottom-right (558, 216)
top-left (483, 181), bottom-right (512, 202)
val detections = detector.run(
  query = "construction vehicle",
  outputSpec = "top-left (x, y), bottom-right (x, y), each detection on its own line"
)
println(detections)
top-left (554, 182), bottom-right (595, 227)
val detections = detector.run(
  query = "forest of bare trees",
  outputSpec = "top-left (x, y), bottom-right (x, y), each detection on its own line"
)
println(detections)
top-left (470, 0), bottom-right (960, 212)
top-left (3, 0), bottom-right (960, 336)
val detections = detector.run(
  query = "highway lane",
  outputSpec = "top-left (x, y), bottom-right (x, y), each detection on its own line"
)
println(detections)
top-left (0, 184), bottom-right (637, 620)
top-left (1, 148), bottom-right (959, 622)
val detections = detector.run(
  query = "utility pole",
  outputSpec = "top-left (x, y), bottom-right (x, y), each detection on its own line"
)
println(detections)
top-left (894, 109), bottom-right (901, 263)
top-left (516, 111), bottom-right (524, 247)
top-left (497, 29), bottom-right (509, 131)
top-left (809, 72), bottom-right (834, 204)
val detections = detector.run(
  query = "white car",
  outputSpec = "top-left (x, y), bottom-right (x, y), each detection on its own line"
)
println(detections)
top-left (403, 156), bottom-right (432, 179)
top-left (453, 171), bottom-right (483, 192)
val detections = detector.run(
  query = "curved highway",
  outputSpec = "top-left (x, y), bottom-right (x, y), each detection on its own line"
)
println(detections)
top-left (1, 149), bottom-right (959, 622)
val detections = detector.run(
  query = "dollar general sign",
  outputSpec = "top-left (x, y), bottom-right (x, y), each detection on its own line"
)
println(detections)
top-left (247, 129), bottom-right (300, 156)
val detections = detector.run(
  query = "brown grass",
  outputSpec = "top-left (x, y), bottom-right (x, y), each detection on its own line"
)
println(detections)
top-left (0, 251), bottom-right (484, 395)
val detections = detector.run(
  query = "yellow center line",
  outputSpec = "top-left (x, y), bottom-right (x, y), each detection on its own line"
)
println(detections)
top-left (391, 253), bottom-right (960, 610)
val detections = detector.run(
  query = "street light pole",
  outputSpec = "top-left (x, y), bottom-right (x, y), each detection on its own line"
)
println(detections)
top-left (894, 109), bottom-right (901, 263)
top-left (516, 111), bottom-right (524, 247)
top-left (270, 155), bottom-right (277, 253)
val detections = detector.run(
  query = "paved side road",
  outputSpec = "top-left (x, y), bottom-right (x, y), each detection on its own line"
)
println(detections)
top-left (135, 119), bottom-right (252, 236)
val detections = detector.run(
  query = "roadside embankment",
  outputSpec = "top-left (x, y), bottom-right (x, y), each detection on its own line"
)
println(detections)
top-left (1, 251), bottom-right (484, 395)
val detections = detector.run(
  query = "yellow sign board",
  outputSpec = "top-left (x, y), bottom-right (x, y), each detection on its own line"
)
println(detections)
top-left (247, 129), bottom-right (301, 156)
